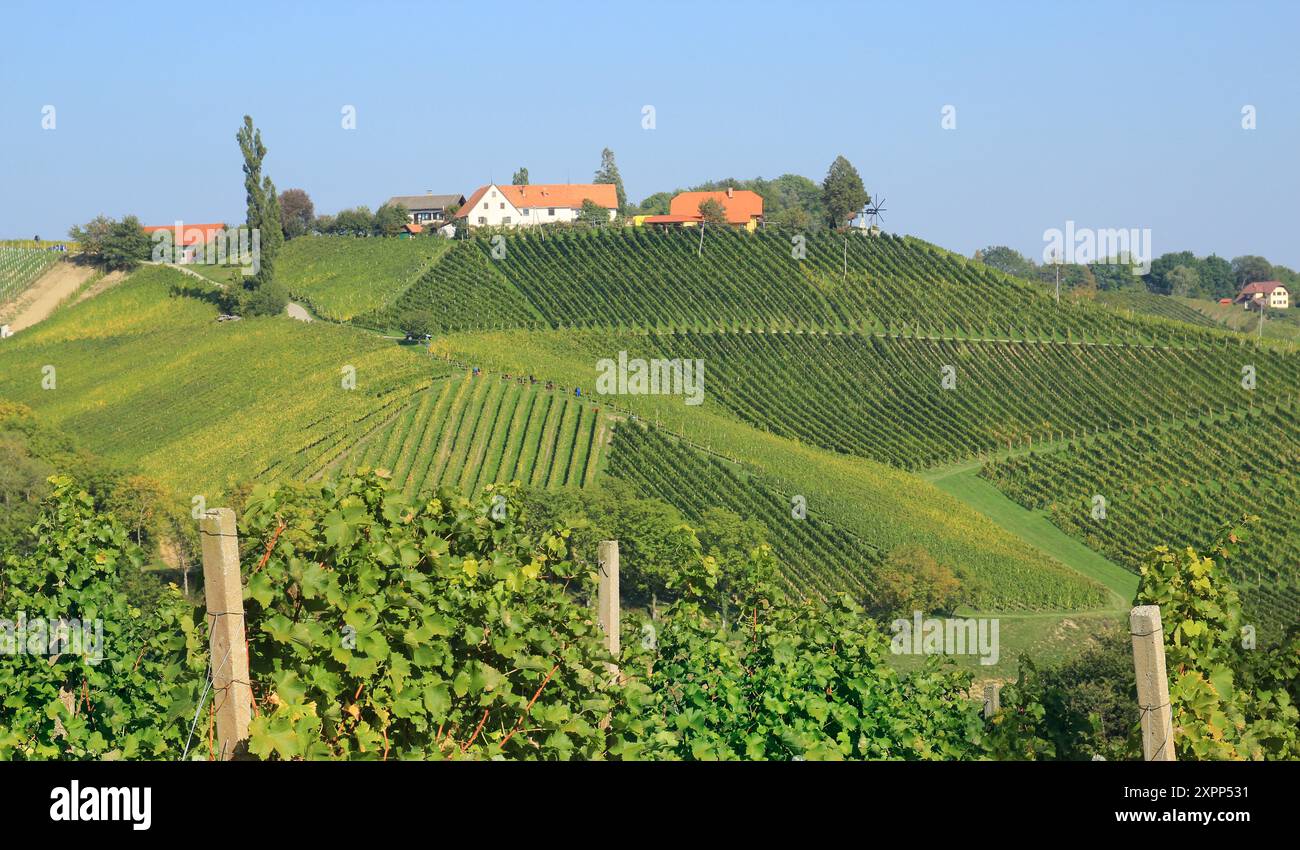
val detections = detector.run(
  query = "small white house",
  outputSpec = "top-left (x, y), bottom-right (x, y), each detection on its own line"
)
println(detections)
top-left (454, 183), bottom-right (618, 228)
top-left (0, 324), bottom-right (12, 339)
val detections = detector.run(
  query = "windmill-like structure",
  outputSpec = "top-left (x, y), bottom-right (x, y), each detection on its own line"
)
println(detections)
top-left (863, 192), bottom-right (886, 232)
top-left (853, 192), bottom-right (887, 235)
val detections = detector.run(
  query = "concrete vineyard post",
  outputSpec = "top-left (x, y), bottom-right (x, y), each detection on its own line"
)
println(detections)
top-left (597, 539), bottom-right (621, 677)
top-left (1130, 605), bottom-right (1176, 761)
top-left (199, 508), bottom-right (252, 760)
top-left (983, 684), bottom-right (1001, 720)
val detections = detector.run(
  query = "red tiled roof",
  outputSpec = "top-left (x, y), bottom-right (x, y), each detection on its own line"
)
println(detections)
top-left (454, 184), bottom-right (618, 219)
top-left (1238, 280), bottom-right (1286, 295)
top-left (403, 223), bottom-right (423, 234)
top-left (142, 223), bottom-right (226, 246)
top-left (669, 190), bottom-right (763, 224)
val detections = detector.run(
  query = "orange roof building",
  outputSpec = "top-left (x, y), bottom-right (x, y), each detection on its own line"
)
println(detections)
top-left (454, 183), bottom-right (618, 227)
top-left (641, 188), bottom-right (764, 230)
top-left (142, 222), bottom-right (227, 245)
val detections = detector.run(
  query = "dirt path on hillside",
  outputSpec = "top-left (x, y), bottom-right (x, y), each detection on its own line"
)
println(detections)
top-left (72, 270), bottom-right (126, 305)
top-left (0, 262), bottom-right (97, 332)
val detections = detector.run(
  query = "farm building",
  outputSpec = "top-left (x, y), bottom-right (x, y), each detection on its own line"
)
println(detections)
top-left (453, 183), bottom-right (618, 227)
top-left (1235, 281), bottom-right (1290, 310)
top-left (141, 222), bottom-right (227, 264)
top-left (384, 193), bottom-right (466, 226)
top-left (641, 187), bottom-right (764, 231)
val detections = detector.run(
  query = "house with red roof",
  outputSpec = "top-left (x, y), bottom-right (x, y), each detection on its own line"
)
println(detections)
top-left (641, 187), bottom-right (764, 231)
top-left (1235, 281), bottom-right (1289, 311)
top-left (453, 183), bottom-right (618, 228)
top-left (142, 222), bottom-right (227, 264)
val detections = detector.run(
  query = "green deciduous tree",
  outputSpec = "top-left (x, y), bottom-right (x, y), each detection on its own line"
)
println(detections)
top-left (100, 216), bottom-right (151, 271)
top-left (373, 203), bottom-right (410, 237)
top-left (975, 245), bottom-right (1036, 280)
top-left (697, 198), bottom-right (728, 226)
top-left (512, 167), bottom-right (529, 186)
top-left (1232, 255), bottom-right (1274, 287)
top-left (578, 199), bottom-right (609, 226)
top-left (279, 189), bottom-right (315, 240)
top-left (1165, 264), bottom-right (1201, 298)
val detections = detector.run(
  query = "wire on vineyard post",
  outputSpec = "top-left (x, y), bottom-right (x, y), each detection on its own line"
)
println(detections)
top-left (1130, 605), bottom-right (1176, 761)
top-left (597, 540), bottom-right (621, 678)
top-left (198, 508), bottom-right (253, 760)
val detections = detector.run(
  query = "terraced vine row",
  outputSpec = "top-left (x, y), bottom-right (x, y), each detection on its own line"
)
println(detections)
top-left (606, 421), bottom-right (879, 600)
top-left (980, 402), bottom-right (1300, 635)
top-left (1096, 291), bottom-right (1223, 329)
top-left (630, 330), bottom-right (1300, 469)
top-left (384, 229), bottom-right (1215, 343)
top-left (0, 247), bottom-right (62, 305)
top-left (364, 242), bottom-right (543, 331)
top-left (606, 421), bottom-right (1109, 611)
top-left (317, 371), bottom-right (609, 495)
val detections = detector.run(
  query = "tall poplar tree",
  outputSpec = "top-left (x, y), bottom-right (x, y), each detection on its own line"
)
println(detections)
top-left (236, 116), bottom-right (283, 293)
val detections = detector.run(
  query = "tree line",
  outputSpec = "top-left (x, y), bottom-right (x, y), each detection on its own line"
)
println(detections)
top-left (974, 243), bottom-right (1297, 301)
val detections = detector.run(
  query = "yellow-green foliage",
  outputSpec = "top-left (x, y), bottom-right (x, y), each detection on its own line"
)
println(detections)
top-left (0, 265), bottom-right (433, 497)
top-left (278, 236), bottom-right (451, 321)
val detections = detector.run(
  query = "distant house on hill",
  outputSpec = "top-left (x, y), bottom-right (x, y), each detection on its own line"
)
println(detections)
top-left (141, 222), bottom-right (227, 263)
top-left (398, 223), bottom-right (423, 239)
top-left (641, 187), bottom-right (764, 231)
top-left (384, 193), bottom-right (466, 226)
top-left (454, 183), bottom-right (618, 227)
top-left (1235, 281), bottom-right (1289, 311)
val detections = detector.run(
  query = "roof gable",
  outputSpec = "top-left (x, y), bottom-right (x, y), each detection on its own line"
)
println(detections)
top-left (1239, 280), bottom-right (1287, 295)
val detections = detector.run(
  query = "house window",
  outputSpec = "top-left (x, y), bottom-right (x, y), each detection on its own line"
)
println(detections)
top-left (503, 217), bottom-right (512, 226)
top-left (521, 208), bottom-right (530, 215)
top-left (477, 216), bottom-right (487, 225)
top-left (499, 203), bottom-right (505, 209)
top-left (482, 202), bottom-right (488, 210)
top-left (548, 208), bottom-right (555, 216)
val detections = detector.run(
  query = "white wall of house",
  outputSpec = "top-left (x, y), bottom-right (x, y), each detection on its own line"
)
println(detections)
top-left (466, 184), bottom-right (616, 227)
top-left (468, 186), bottom-right (522, 227)
top-left (1269, 287), bottom-right (1289, 308)
top-left (513, 204), bottom-right (615, 226)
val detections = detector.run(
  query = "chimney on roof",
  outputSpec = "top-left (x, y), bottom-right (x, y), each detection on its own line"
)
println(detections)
top-left (726, 187), bottom-right (734, 199)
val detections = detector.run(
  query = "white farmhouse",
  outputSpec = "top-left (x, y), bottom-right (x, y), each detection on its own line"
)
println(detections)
top-left (454, 183), bottom-right (618, 227)
top-left (1235, 281), bottom-right (1290, 310)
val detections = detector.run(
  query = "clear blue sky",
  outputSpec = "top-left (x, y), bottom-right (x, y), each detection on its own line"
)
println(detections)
top-left (2, 0), bottom-right (1297, 267)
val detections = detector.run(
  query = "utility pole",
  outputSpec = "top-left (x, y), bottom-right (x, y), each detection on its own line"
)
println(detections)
top-left (1053, 249), bottom-right (1061, 306)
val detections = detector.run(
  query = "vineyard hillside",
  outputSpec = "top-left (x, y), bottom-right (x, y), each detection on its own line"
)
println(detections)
top-left (278, 235), bottom-right (452, 321)
top-left (380, 229), bottom-right (1223, 342)
top-left (0, 266), bottom-right (436, 495)
top-left (310, 371), bottom-right (610, 496)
